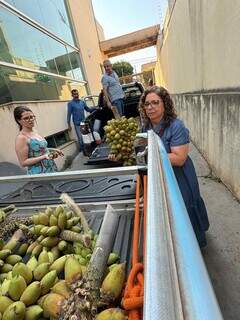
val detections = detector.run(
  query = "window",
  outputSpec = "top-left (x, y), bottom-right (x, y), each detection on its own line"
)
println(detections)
top-left (0, 6), bottom-right (84, 80)
top-left (84, 96), bottom-right (99, 109)
top-left (0, 65), bottom-right (87, 105)
top-left (5, 0), bottom-right (76, 46)
top-left (45, 130), bottom-right (70, 148)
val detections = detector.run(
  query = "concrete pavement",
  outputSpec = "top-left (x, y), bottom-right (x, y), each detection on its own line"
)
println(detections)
top-left (191, 143), bottom-right (240, 320)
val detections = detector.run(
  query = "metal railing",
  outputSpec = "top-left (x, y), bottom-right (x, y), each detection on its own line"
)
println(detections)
top-left (0, 166), bottom-right (145, 184)
top-left (144, 130), bottom-right (223, 319)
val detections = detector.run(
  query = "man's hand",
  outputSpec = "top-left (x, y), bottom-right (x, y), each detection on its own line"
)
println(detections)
top-left (107, 101), bottom-right (112, 109)
top-left (108, 154), bottom-right (117, 161)
top-left (68, 124), bottom-right (72, 132)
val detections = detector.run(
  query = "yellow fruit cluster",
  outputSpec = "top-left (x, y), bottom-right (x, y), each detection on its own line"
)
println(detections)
top-left (0, 204), bottom-right (126, 319)
top-left (104, 117), bottom-right (139, 166)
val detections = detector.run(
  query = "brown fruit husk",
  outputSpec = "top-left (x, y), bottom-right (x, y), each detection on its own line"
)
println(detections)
top-left (64, 256), bottom-right (82, 284)
top-left (42, 293), bottom-right (65, 318)
top-left (101, 263), bottom-right (126, 301)
top-left (51, 280), bottom-right (71, 299)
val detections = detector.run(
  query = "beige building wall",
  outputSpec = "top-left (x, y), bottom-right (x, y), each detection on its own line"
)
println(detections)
top-left (96, 20), bottom-right (105, 42)
top-left (155, 0), bottom-right (240, 199)
top-left (68, 0), bottom-right (104, 95)
top-left (0, 101), bottom-right (78, 171)
top-left (156, 0), bottom-right (240, 93)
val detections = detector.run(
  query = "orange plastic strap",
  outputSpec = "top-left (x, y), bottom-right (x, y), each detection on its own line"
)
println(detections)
top-left (122, 174), bottom-right (147, 320)
top-left (132, 174), bottom-right (141, 266)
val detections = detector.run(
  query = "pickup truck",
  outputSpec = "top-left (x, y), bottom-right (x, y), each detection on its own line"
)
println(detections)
top-left (0, 131), bottom-right (223, 320)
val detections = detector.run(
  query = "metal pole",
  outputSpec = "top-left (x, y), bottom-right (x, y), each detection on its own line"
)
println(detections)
top-left (0, 166), bottom-right (146, 184)
top-left (143, 131), bottom-right (183, 320)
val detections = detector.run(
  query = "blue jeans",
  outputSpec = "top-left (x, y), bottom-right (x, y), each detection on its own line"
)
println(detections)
top-left (74, 124), bottom-right (84, 152)
top-left (112, 98), bottom-right (124, 116)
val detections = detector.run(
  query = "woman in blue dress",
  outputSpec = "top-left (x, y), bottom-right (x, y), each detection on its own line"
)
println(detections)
top-left (139, 86), bottom-right (209, 247)
top-left (14, 106), bottom-right (63, 175)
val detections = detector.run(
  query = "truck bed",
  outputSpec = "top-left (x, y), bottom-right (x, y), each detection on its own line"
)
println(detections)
top-left (0, 174), bottom-right (138, 206)
top-left (0, 173), bottom-right (141, 273)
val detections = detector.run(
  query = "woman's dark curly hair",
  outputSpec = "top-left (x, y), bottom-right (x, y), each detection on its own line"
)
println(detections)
top-left (138, 86), bottom-right (177, 128)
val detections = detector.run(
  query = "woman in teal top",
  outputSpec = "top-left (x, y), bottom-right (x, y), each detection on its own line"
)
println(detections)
top-left (14, 106), bottom-right (63, 175)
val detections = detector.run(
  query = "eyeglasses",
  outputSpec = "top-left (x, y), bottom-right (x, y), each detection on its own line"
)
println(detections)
top-left (144, 100), bottom-right (161, 108)
top-left (21, 115), bottom-right (36, 121)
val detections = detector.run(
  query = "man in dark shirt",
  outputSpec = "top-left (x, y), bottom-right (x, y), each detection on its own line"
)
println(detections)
top-left (67, 89), bottom-right (95, 152)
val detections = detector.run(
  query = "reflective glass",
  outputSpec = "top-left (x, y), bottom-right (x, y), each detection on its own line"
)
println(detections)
top-left (66, 48), bottom-right (85, 81)
top-left (0, 66), bottom-right (87, 105)
top-left (0, 6), bottom-right (84, 81)
top-left (5, 0), bottom-right (76, 46)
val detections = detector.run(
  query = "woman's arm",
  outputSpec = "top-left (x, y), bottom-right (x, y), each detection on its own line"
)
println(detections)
top-left (15, 135), bottom-right (49, 167)
top-left (169, 144), bottom-right (189, 166)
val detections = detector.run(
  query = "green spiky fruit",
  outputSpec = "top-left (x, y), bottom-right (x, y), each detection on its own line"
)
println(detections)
top-left (96, 308), bottom-right (127, 320)
top-left (12, 263), bottom-right (33, 284)
top-left (25, 305), bottom-right (43, 320)
top-left (17, 243), bottom-right (29, 256)
top-left (33, 263), bottom-right (50, 281)
top-left (20, 282), bottom-right (41, 306)
top-left (46, 226), bottom-right (60, 237)
top-left (1, 264), bottom-right (13, 273)
top-left (0, 296), bottom-right (14, 314)
top-left (49, 256), bottom-right (67, 275)
top-left (26, 256), bottom-right (38, 272)
top-left (40, 270), bottom-right (57, 295)
top-left (38, 250), bottom-right (49, 264)
top-left (41, 237), bottom-right (59, 248)
top-left (2, 301), bottom-right (26, 320)
top-left (8, 275), bottom-right (27, 301)
top-left (0, 250), bottom-right (11, 260)
top-left (5, 255), bottom-right (22, 266)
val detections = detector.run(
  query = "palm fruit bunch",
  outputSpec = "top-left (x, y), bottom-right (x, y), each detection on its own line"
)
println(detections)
top-left (0, 205), bottom-right (33, 242)
top-left (104, 116), bottom-right (139, 166)
top-left (0, 203), bottom-right (127, 319)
